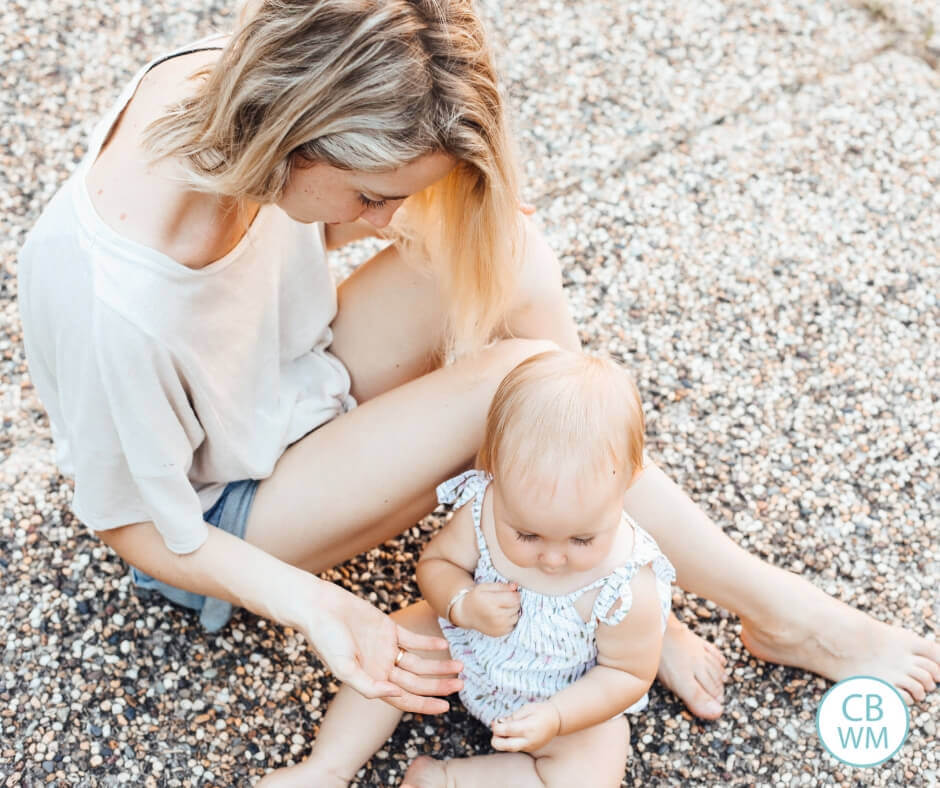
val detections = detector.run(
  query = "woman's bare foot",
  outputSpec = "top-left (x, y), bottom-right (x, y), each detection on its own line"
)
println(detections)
top-left (657, 618), bottom-right (727, 719)
top-left (255, 758), bottom-right (348, 788)
top-left (401, 755), bottom-right (448, 788)
top-left (740, 579), bottom-right (940, 705)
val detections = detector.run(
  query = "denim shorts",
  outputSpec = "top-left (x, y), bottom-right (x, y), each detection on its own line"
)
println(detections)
top-left (129, 478), bottom-right (260, 633)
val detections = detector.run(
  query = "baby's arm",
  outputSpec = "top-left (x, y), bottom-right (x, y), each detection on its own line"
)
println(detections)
top-left (491, 566), bottom-right (663, 752)
top-left (417, 504), bottom-right (521, 637)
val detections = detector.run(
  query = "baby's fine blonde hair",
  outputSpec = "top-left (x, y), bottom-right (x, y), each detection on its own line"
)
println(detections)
top-left (478, 350), bottom-right (645, 487)
top-left (144, 0), bottom-right (523, 356)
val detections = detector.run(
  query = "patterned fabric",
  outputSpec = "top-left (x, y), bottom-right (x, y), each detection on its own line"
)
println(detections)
top-left (435, 470), bottom-right (675, 727)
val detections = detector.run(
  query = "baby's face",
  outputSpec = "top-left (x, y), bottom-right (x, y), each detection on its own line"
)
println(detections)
top-left (491, 465), bottom-right (630, 576)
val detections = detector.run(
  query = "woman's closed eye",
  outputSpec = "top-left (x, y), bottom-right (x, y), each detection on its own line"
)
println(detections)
top-left (358, 194), bottom-right (387, 209)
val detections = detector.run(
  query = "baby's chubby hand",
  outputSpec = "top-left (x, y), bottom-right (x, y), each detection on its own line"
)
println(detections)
top-left (491, 701), bottom-right (562, 752)
top-left (453, 582), bottom-right (521, 637)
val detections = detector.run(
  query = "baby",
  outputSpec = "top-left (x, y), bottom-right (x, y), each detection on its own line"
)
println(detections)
top-left (279, 349), bottom-right (675, 787)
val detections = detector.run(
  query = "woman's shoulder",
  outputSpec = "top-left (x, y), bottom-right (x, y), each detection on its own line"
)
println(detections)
top-left (86, 47), bottom-right (235, 268)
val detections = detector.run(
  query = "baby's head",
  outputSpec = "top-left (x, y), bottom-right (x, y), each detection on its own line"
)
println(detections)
top-left (478, 350), bottom-right (644, 576)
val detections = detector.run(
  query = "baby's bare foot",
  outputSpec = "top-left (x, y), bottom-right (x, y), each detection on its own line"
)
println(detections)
top-left (741, 593), bottom-right (940, 704)
top-left (255, 759), bottom-right (348, 788)
top-left (401, 755), bottom-right (448, 788)
top-left (657, 619), bottom-right (727, 719)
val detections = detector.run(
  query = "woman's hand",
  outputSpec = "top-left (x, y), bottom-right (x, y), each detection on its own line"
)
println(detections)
top-left (454, 582), bottom-right (521, 637)
top-left (304, 579), bottom-right (463, 714)
top-left (491, 701), bottom-right (562, 752)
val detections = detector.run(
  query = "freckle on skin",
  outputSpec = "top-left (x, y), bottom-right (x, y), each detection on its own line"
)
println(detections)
top-left (119, 213), bottom-right (127, 221)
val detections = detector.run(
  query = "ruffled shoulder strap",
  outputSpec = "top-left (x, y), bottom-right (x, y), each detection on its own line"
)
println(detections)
top-left (590, 515), bottom-right (676, 629)
top-left (436, 469), bottom-right (492, 558)
top-left (436, 469), bottom-right (489, 508)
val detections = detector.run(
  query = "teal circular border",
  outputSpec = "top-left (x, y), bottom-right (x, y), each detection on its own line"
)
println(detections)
top-left (815, 675), bottom-right (911, 768)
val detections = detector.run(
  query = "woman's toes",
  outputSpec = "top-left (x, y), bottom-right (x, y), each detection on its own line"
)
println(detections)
top-left (910, 666), bottom-right (936, 693)
top-left (917, 638), bottom-right (940, 662)
top-left (914, 654), bottom-right (940, 682)
top-left (896, 675), bottom-right (926, 704)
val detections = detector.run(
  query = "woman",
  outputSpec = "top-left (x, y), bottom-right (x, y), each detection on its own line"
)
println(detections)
top-left (17, 0), bottom-right (938, 731)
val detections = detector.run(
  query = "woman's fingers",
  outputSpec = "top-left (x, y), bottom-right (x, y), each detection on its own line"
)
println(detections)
top-left (337, 663), bottom-right (402, 702)
top-left (390, 667), bottom-right (464, 698)
top-left (396, 625), bottom-right (451, 652)
top-left (394, 650), bottom-right (463, 677)
top-left (387, 691), bottom-right (452, 715)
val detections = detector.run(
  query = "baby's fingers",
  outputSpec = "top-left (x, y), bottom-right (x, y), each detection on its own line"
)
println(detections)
top-left (491, 735), bottom-right (529, 752)
top-left (478, 582), bottom-right (519, 595)
top-left (491, 715), bottom-right (529, 738)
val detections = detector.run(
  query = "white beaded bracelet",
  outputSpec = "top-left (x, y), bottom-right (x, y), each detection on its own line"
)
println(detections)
top-left (445, 587), bottom-right (472, 625)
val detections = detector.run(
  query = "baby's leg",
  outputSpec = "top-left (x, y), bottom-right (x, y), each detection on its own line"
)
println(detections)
top-left (257, 601), bottom-right (453, 787)
top-left (403, 715), bottom-right (629, 788)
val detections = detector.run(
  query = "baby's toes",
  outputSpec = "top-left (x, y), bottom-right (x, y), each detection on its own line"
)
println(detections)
top-left (705, 641), bottom-right (727, 666)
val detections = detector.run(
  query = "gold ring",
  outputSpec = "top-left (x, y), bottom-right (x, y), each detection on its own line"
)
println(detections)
top-left (395, 647), bottom-right (405, 666)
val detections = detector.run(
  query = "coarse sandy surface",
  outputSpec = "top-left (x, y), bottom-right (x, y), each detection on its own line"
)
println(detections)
top-left (1, 0), bottom-right (938, 786)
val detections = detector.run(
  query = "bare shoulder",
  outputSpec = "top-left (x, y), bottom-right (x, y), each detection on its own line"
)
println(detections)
top-left (595, 565), bottom-right (664, 679)
top-left (85, 48), bottom-right (225, 262)
top-left (419, 500), bottom-right (480, 574)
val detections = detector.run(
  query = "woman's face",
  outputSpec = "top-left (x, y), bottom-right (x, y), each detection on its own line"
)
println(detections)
top-left (276, 151), bottom-right (456, 226)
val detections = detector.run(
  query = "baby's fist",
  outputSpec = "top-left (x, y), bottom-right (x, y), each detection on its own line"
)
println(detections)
top-left (457, 582), bottom-right (521, 637)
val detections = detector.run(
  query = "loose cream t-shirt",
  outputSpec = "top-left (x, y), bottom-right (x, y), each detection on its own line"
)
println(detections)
top-left (17, 38), bottom-right (356, 554)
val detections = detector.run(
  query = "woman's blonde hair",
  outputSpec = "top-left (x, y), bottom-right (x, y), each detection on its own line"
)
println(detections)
top-left (145, 0), bottom-right (523, 356)
top-left (478, 350), bottom-right (646, 488)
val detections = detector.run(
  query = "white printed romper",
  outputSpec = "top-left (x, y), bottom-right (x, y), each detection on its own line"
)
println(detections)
top-left (436, 470), bottom-right (676, 727)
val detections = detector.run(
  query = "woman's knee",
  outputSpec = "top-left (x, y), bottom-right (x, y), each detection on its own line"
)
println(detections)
top-left (485, 338), bottom-right (560, 382)
top-left (504, 218), bottom-right (580, 348)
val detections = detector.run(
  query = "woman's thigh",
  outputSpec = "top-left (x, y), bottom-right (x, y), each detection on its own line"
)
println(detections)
top-left (243, 335), bottom-right (556, 572)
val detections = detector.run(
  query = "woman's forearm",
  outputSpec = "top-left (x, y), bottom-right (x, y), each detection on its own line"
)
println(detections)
top-left (96, 520), bottom-right (323, 631)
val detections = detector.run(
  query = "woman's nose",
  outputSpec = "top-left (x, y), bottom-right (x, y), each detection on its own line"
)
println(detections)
top-left (361, 201), bottom-right (401, 229)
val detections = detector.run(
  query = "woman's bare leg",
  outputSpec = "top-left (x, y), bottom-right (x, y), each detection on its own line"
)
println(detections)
top-left (623, 462), bottom-right (940, 704)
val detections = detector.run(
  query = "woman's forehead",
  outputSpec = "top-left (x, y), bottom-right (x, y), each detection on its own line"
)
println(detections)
top-left (352, 151), bottom-right (456, 197)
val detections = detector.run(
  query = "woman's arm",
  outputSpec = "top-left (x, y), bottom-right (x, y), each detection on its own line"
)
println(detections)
top-left (98, 521), bottom-right (461, 714)
top-left (491, 567), bottom-right (664, 751)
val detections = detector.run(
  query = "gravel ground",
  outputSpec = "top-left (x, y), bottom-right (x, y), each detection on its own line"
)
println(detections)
top-left (2, 0), bottom-right (938, 786)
